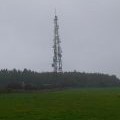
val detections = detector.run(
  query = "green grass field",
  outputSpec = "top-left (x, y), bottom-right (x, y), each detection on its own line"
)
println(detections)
top-left (0, 88), bottom-right (120, 120)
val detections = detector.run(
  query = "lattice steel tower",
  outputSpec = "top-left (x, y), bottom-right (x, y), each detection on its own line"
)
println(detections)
top-left (52, 12), bottom-right (62, 72)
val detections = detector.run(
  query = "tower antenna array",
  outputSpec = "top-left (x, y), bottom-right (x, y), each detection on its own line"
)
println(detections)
top-left (52, 12), bottom-right (62, 72)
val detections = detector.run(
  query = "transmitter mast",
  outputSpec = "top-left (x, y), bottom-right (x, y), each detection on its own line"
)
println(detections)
top-left (52, 12), bottom-right (62, 72)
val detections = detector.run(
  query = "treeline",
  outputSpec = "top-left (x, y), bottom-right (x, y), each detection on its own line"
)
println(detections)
top-left (0, 69), bottom-right (119, 90)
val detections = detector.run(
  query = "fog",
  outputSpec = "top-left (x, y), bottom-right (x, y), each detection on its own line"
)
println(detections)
top-left (0, 0), bottom-right (120, 77)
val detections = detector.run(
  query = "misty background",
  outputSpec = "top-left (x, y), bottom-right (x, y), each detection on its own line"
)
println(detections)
top-left (0, 0), bottom-right (120, 77)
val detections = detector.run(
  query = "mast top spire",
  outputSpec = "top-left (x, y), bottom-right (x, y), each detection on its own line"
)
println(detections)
top-left (55, 9), bottom-right (57, 16)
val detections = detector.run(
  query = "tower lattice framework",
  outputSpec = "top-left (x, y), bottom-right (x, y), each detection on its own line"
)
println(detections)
top-left (52, 13), bottom-right (62, 72)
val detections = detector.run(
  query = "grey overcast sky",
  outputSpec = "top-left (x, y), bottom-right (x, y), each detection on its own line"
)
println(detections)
top-left (0, 0), bottom-right (120, 77)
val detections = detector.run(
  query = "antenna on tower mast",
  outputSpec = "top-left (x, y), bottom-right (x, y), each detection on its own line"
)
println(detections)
top-left (52, 11), bottom-right (63, 73)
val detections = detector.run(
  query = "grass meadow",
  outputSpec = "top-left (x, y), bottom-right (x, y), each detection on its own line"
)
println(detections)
top-left (0, 88), bottom-right (120, 120)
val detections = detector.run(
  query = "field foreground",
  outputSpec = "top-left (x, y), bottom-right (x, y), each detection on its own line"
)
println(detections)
top-left (0, 88), bottom-right (120, 120)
